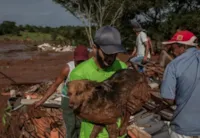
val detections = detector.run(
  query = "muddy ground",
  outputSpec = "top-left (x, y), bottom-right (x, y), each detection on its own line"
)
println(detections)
top-left (0, 45), bottom-right (129, 88)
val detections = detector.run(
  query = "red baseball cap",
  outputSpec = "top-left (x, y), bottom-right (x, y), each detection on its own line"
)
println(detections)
top-left (74, 45), bottom-right (89, 61)
top-left (162, 30), bottom-right (197, 46)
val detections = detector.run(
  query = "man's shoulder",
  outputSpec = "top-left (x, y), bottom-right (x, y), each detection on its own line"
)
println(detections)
top-left (171, 48), bottom-right (197, 65)
top-left (113, 59), bottom-right (127, 69)
top-left (140, 31), bottom-right (146, 35)
top-left (139, 31), bottom-right (147, 37)
top-left (67, 60), bottom-right (74, 64)
top-left (69, 58), bottom-right (94, 80)
top-left (67, 60), bottom-right (75, 68)
top-left (71, 58), bottom-right (93, 73)
top-left (166, 48), bottom-right (198, 73)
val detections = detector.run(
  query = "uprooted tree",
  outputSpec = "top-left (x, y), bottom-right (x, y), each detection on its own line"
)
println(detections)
top-left (53, 0), bottom-right (126, 47)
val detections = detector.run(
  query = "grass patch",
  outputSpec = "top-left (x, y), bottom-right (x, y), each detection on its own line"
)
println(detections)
top-left (21, 31), bottom-right (51, 41)
top-left (0, 31), bottom-right (65, 42)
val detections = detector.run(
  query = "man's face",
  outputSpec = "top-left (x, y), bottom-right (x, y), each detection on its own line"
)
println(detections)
top-left (166, 45), bottom-right (171, 50)
top-left (75, 60), bottom-right (85, 66)
top-left (94, 45), bottom-right (117, 68)
top-left (171, 43), bottom-right (185, 57)
top-left (133, 28), bottom-right (136, 33)
top-left (163, 45), bottom-right (172, 53)
top-left (133, 28), bottom-right (140, 34)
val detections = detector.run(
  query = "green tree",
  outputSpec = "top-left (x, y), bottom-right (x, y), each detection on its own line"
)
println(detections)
top-left (0, 21), bottom-right (19, 35)
top-left (51, 31), bottom-right (58, 41)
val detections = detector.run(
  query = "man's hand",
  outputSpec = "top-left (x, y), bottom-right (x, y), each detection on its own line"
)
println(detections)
top-left (33, 100), bottom-right (45, 108)
top-left (131, 47), bottom-right (137, 57)
top-left (142, 56), bottom-right (148, 63)
top-left (129, 54), bottom-right (135, 59)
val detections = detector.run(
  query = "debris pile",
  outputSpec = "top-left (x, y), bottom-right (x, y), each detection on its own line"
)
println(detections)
top-left (37, 43), bottom-right (74, 52)
top-left (0, 81), bottom-right (65, 138)
top-left (145, 62), bottom-right (165, 80)
top-left (0, 69), bottom-right (174, 138)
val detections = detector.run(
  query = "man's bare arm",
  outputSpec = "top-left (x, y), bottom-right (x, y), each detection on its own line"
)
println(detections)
top-left (34, 65), bottom-right (70, 107)
top-left (149, 39), bottom-right (154, 55)
top-left (131, 47), bottom-right (137, 57)
top-left (143, 41), bottom-right (150, 60)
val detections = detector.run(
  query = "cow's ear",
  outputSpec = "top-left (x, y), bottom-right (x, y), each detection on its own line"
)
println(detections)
top-left (84, 80), bottom-right (96, 90)
top-left (95, 82), bottom-right (112, 93)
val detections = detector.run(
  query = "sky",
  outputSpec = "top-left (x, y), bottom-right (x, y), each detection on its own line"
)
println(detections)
top-left (0, 0), bottom-right (83, 27)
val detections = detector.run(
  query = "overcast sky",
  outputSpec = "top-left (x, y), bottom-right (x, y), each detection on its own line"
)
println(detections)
top-left (0, 0), bottom-right (83, 27)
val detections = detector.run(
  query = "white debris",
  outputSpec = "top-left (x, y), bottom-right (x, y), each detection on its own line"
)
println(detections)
top-left (37, 43), bottom-right (74, 52)
top-left (10, 89), bottom-right (16, 97)
top-left (25, 84), bottom-right (40, 93)
top-left (37, 43), bottom-right (53, 51)
top-left (148, 82), bottom-right (159, 89)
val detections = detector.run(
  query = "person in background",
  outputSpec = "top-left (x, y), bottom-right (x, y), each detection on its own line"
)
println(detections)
top-left (34, 45), bottom-right (89, 138)
top-left (129, 21), bottom-right (151, 72)
top-left (161, 30), bottom-right (200, 138)
top-left (147, 36), bottom-right (155, 56)
top-left (159, 44), bottom-right (174, 67)
top-left (68, 26), bottom-right (127, 138)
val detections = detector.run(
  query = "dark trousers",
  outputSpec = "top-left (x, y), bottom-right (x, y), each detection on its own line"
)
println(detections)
top-left (61, 97), bottom-right (81, 138)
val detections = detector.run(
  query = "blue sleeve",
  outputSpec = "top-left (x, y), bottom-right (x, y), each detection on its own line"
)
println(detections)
top-left (161, 63), bottom-right (176, 100)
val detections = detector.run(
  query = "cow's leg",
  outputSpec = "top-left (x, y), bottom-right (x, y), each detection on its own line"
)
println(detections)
top-left (106, 123), bottom-right (118, 138)
top-left (119, 111), bottom-right (131, 136)
top-left (90, 124), bottom-right (104, 138)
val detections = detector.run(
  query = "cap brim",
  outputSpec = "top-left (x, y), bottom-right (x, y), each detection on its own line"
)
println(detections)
top-left (162, 41), bottom-right (198, 46)
top-left (162, 41), bottom-right (176, 45)
top-left (100, 45), bottom-right (126, 54)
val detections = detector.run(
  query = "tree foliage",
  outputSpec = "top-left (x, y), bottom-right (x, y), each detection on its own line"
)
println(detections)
top-left (0, 21), bottom-right (88, 46)
top-left (53, 0), bottom-right (200, 50)
top-left (0, 21), bottom-right (20, 35)
top-left (53, 0), bottom-right (126, 46)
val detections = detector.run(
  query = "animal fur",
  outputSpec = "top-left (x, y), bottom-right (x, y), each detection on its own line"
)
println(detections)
top-left (67, 69), bottom-right (150, 138)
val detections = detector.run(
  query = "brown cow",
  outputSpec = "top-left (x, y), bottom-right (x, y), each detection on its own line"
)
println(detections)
top-left (67, 69), bottom-right (151, 138)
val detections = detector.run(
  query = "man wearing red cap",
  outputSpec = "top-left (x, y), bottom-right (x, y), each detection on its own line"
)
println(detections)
top-left (161, 30), bottom-right (200, 138)
top-left (34, 45), bottom-right (89, 138)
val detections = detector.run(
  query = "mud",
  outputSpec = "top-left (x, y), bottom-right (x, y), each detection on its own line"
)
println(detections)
top-left (0, 44), bottom-right (131, 89)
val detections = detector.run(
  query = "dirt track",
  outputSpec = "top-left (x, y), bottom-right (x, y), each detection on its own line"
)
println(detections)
top-left (0, 52), bottom-right (129, 89)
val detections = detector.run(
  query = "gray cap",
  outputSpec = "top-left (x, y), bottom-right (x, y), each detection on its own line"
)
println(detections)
top-left (130, 20), bottom-right (144, 32)
top-left (93, 26), bottom-right (126, 54)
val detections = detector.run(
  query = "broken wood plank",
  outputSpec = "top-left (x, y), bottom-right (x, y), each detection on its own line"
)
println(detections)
top-left (11, 81), bottom-right (44, 85)
top-left (20, 99), bottom-right (61, 106)
top-left (127, 124), bottom-right (152, 138)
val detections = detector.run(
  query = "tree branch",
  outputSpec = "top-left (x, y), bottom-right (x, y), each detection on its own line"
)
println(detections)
top-left (110, 0), bottom-right (125, 26)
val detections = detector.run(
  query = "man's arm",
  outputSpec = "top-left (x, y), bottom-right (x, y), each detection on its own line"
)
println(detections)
top-left (141, 32), bottom-right (149, 61)
top-left (34, 65), bottom-right (70, 107)
top-left (161, 63), bottom-right (176, 104)
top-left (131, 47), bottom-right (137, 57)
top-left (148, 37), bottom-right (154, 55)
top-left (144, 41), bottom-right (149, 60)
